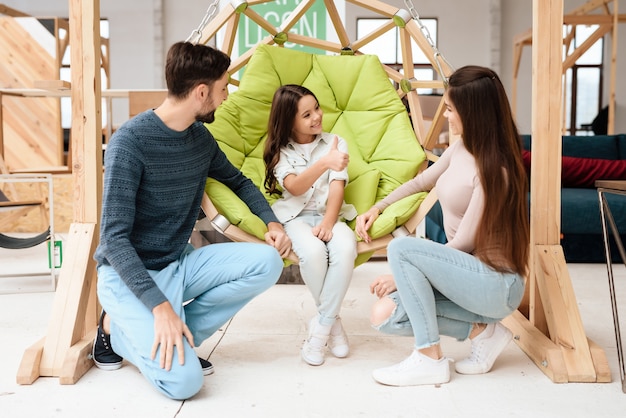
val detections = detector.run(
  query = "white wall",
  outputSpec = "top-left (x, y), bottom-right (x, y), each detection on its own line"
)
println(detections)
top-left (3, 0), bottom-right (625, 133)
top-left (346, 0), bottom-right (494, 69)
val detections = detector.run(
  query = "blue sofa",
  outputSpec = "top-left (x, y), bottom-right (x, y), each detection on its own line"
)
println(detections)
top-left (426, 135), bottom-right (626, 263)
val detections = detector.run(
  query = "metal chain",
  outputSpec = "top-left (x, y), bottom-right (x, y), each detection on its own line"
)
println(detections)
top-left (403, 0), bottom-right (454, 83)
top-left (186, 0), bottom-right (222, 44)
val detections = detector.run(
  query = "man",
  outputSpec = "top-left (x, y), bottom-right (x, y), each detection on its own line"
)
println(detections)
top-left (92, 42), bottom-right (291, 400)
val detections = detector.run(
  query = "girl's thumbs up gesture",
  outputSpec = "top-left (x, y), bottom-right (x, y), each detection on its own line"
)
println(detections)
top-left (324, 136), bottom-right (349, 171)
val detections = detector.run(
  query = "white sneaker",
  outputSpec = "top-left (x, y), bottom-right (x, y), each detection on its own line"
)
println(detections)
top-left (301, 316), bottom-right (331, 366)
top-left (328, 317), bottom-right (349, 358)
top-left (455, 322), bottom-right (513, 375)
top-left (372, 351), bottom-right (451, 386)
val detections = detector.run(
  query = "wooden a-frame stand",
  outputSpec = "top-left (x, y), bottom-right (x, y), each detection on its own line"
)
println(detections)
top-left (15, 0), bottom-right (610, 385)
top-left (501, 0), bottom-right (610, 384)
top-left (16, 0), bottom-right (103, 384)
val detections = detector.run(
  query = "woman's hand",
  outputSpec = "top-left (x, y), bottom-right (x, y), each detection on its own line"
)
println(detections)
top-left (355, 207), bottom-right (380, 243)
top-left (369, 274), bottom-right (397, 298)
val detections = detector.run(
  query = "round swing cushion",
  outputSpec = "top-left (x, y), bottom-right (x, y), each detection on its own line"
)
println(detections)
top-left (204, 44), bottom-right (427, 264)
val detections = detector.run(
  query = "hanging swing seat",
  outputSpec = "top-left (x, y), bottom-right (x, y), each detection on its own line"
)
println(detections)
top-left (0, 228), bottom-right (51, 249)
top-left (0, 171), bottom-right (56, 292)
top-left (201, 44), bottom-right (436, 265)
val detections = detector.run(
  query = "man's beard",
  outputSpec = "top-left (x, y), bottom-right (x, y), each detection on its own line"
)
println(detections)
top-left (197, 110), bottom-right (216, 124)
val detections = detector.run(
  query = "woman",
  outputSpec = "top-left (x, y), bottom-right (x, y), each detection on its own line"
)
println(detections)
top-left (356, 65), bottom-right (529, 386)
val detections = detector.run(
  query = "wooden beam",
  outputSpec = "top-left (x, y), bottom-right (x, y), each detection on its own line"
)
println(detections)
top-left (563, 14), bottom-right (615, 24)
top-left (608, 0), bottom-right (618, 134)
top-left (17, 0), bottom-right (103, 385)
top-left (33, 80), bottom-right (72, 91)
top-left (0, 4), bottom-right (30, 17)
top-left (508, 0), bottom-right (610, 384)
top-left (324, 0), bottom-right (351, 47)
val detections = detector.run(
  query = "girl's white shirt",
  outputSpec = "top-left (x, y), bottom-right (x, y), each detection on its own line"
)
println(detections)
top-left (272, 132), bottom-right (357, 223)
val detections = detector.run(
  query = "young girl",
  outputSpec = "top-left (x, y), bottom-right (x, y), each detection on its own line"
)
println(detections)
top-left (264, 84), bottom-right (358, 366)
top-left (356, 65), bottom-right (529, 386)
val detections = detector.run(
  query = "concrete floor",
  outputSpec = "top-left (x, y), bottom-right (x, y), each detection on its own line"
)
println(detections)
top-left (2, 237), bottom-right (626, 417)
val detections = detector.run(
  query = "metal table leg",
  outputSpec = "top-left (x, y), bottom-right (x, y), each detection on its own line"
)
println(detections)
top-left (598, 188), bottom-right (626, 393)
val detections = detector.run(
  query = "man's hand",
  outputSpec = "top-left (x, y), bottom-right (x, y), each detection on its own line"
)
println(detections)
top-left (265, 221), bottom-right (292, 258)
top-left (151, 301), bottom-right (195, 371)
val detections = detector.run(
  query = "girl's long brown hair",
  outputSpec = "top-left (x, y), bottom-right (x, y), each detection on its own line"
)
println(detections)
top-left (264, 84), bottom-right (319, 196)
top-left (447, 66), bottom-right (529, 276)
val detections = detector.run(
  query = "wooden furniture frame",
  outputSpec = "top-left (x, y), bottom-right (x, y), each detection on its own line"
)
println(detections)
top-left (512, 0), bottom-right (624, 134)
top-left (0, 5), bottom-right (111, 172)
top-left (14, 0), bottom-right (610, 386)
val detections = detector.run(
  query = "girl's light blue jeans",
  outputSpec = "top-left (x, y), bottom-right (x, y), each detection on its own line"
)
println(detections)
top-left (375, 236), bottom-right (524, 350)
top-left (284, 212), bottom-right (357, 326)
top-left (96, 242), bottom-right (283, 400)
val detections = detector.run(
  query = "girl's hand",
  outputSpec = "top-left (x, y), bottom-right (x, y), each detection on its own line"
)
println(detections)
top-left (312, 222), bottom-right (334, 242)
top-left (369, 274), bottom-right (397, 298)
top-left (355, 207), bottom-right (380, 243)
top-left (324, 136), bottom-right (349, 171)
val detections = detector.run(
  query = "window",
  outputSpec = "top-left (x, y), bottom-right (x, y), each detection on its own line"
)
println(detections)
top-left (356, 17), bottom-right (438, 94)
top-left (564, 24), bottom-right (604, 135)
top-left (60, 19), bottom-right (110, 130)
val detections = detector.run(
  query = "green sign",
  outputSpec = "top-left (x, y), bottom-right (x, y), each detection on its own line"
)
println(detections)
top-left (237, 0), bottom-right (327, 55)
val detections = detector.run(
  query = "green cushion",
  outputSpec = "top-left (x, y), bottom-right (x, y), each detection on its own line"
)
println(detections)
top-left (205, 44), bottom-right (426, 263)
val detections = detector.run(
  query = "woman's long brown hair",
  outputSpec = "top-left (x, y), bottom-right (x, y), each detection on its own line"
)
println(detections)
top-left (447, 66), bottom-right (529, 276)
top-left (264, 84), bottom-right (318, 196)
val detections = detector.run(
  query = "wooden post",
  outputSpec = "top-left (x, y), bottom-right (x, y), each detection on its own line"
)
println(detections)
top-left (503, 0), bottom-right (610, 383)
top-left (16, 0), bottom-right (102, 385)
top-left (608, 0), bottom-right (618, 134)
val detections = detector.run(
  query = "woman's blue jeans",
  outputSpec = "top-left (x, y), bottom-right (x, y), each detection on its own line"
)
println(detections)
top-left (97, 242), bottom-right (283, 400)
top-left (375, 237), bottom-right (524, 350)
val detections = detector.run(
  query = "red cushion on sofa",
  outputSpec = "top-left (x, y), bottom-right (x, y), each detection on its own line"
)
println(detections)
top-left (522, 150), bottom-right (626, 188)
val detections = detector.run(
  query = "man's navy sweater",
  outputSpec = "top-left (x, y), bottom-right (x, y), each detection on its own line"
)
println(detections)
top-left (94, 110), bottom-right (278, 311)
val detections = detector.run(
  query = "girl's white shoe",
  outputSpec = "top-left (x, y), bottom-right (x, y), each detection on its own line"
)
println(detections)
top-left (301, 316), bottom-right (331, 366)
top-left (328, 317), bottom-right (350, 358)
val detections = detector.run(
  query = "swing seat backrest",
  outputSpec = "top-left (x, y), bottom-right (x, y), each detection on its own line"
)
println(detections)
top-left (205, 44), bottom-right (427, 264)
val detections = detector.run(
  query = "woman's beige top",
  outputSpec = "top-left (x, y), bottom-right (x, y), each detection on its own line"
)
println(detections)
top-left (375, 139), bottom-right (484, 254)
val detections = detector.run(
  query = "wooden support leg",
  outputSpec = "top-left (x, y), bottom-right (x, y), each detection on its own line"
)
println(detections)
top-left (15, 338), bottom-right (45, 385)
top-left (506, 244), bottom-right (611, 383)
top-left (16, 222), bottom-right (98, 384)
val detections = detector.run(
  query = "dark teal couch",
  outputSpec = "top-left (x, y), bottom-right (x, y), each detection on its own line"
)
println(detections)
top-left (426, 135), bottom-right (626, 263)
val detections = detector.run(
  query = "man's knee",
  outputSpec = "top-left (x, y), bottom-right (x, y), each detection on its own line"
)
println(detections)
top-left (154, 363), bottom-right (204, 400)
top-left (255, 244), bottom-right (284, 286)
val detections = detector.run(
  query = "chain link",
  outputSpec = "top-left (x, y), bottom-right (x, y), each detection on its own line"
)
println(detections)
top-left (403, 0), bottom-right (454, 84)
top-left (403, 0), bottom-right (437, 51)
top-left (186, 0), bottom-right (222, 44)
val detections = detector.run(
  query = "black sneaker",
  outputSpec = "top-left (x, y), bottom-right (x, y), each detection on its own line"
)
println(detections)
top-left (198, 357), bottom-right (214, 376)
top-left (92, 310), bottom-right (123, 371)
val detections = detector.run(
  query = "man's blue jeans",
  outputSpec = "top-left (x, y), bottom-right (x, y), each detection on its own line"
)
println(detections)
top-left (97, 242), bottom-right (283, 400)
